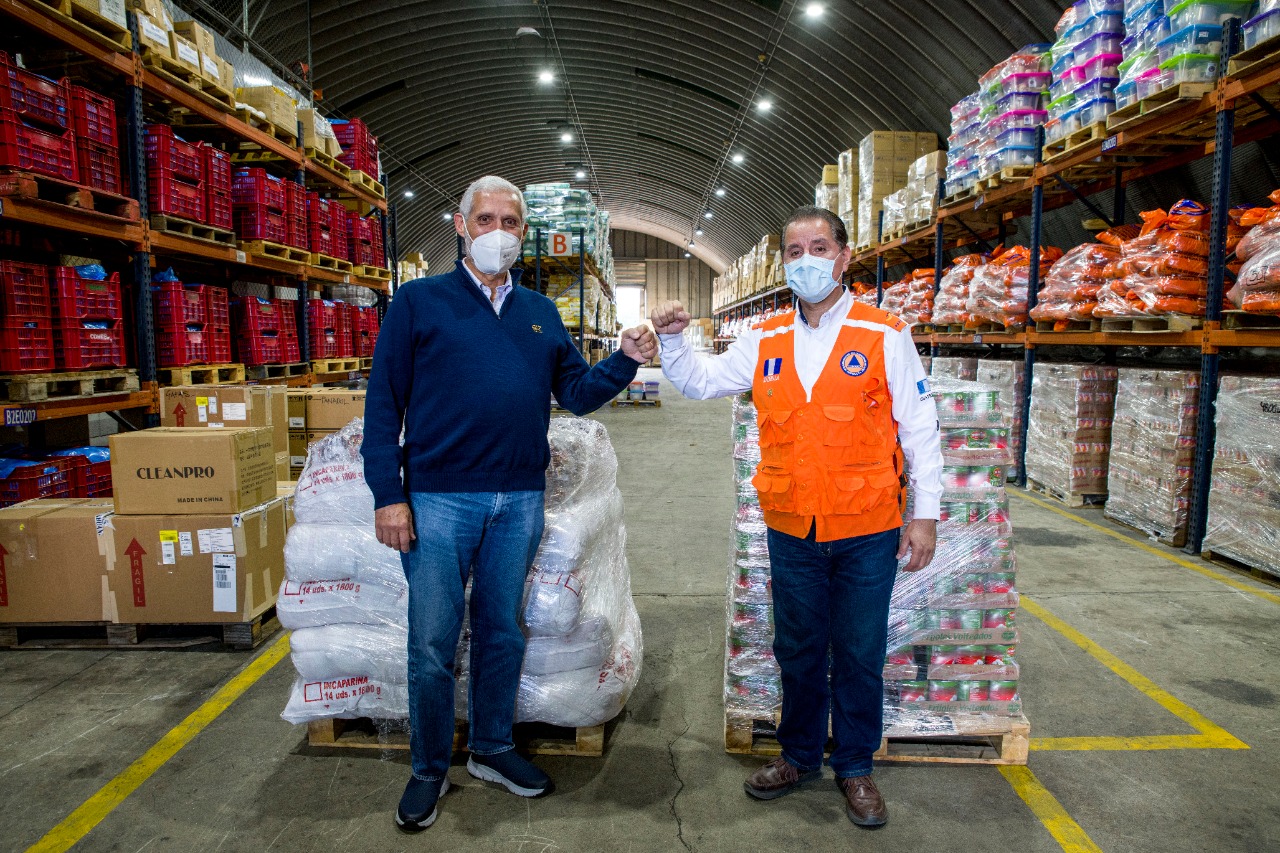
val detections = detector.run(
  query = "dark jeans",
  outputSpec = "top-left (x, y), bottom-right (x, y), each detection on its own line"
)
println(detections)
top-left (401, 490), bottom-right (545, 782)
top-left (766, 524), bottom-right (900, 778)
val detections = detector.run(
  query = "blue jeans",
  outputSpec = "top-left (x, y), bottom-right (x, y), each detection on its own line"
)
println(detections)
top-left (401, 490), bottom-right (545, 782)
top-left (766, 524), bottom-right (900, 778)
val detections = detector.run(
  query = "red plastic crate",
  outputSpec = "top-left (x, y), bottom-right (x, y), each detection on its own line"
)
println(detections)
top-left (75, 138), bottom-right (121, 194)
top-left (156, 324), bottom-right (209, 367)
top-left (232, 167), bottom-right (286, 210)
top-left (0, 259), bottom-right (51, 319)
top-left (233, 203), bottom-right (288, 243)
top-left (54, 266), bottom-right (122, 321)
top-left (286, 213), bottom-right (307, 250)
top-left (332, 118), bottom-right (378, 174)
top-left (355, 306), bottom-right (380, 357)
top-left (68, 85), bottom-right (115, 146)
top-left (145, 124), bottom-right (203, 182)
top-left (237, 328), bottom-right (285, 365)
top-left (0, 319), bottom-right (55, 372)
top-left (277, 298), bottom-right (298, 335)
top-left (334, 302), bottom-right (354, 357)
top-left (309, 328), bottom-right (339, 359)
top-left (284, 180), bottom-right (306, 219)
top-left (206, 190), bottom-right (232, 230)
top-left (0, 108), bottom-right (77, 181)
top-left (205, 286), bottom-right (229, 327)
top-left (208, 325), bottom-right (231, 363)
top-left (0, 52), bottom-right (70, 129)
top-left (153, 281), bottom-right (208, 326)
top-left (45, 449), bottom-right (111, 497)
top-left (55, 318), bottom-right (126, 369)
top-left (0, 457), bottom-right (73, 508)
top-left (205, 145), bottom-right (231, 194)
top-left (307, 298), bottom-right (339, 332)
top-left (236, 296), bottom-right (283, 333)
top-left (149, 170), bottom-right (205, 221)
top-left (308, 224), bottom-right (335, 257)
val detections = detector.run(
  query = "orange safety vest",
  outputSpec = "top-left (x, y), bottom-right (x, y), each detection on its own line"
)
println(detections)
top-left (750, 300), bottom-right (907, 542)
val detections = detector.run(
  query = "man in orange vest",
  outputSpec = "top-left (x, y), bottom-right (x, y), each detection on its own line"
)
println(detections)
top-left (651, 206), bottom-right (942, 829)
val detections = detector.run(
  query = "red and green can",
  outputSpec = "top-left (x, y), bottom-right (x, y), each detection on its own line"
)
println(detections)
top-left (989, 680), bottom-right (1019, 701)
top-left (928, 680), bottom-right (960, 701)
top-left (899, 680), bottom-right (928, 702)
top-left (983, 608), bottom-right (1016, 629)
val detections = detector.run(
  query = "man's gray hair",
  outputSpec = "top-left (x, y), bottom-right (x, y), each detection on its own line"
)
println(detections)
top-left (460, 175), bottom-right (527, 222)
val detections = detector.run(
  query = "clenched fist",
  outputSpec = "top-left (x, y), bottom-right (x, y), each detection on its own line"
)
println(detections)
top-left (620, 325), bottom-right (658, 363)
top-left (650, 300), bottom-right (691, 335)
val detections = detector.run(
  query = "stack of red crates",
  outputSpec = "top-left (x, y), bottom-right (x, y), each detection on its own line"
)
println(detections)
top-left (334, 301), bottom-right (354, 357)
top-left (153, 278), bottom-right (232, 367)
top-left (0, 52), bottom-right (78, 183)
top-left (307, 298), bottom-right (340, 358)
top-left (52, 266), bottom-right (126, 369)
top-left (0, 260), bottom-right (55, 372)
top-left (232, 167), bottom-right (288, 244)
top-left (0, 456), bottom-right (75, 508)
top-left (354, 306), bottom-right (380, 357)
top-left (47, 446), bottom-right (112, 497)
top-left (368, 213), bottom-right (386, 268)
top-left (331, 118), bottom-right (378, 176)
top-left (235, 297), bottom-right (299, 365)
top-left (205, 146), bottom-right (232, 231)
top-left (146, 125), bottom-right (205, 223)
top-left (284, 181), bottom-right (308, 250)
top-left (68, 85), bottom-right (120, 194)
top-left (307, 195), bottom-right (349, 260)
top-left (347, 210), bottom-right (375, 267)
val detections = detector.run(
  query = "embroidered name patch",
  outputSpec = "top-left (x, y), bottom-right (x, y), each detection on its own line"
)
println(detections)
top-left (762, 357), bottom-right (783, 383)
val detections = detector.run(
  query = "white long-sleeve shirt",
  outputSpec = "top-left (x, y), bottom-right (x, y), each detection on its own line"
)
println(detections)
top-left (660, 289), bottom-right (944, 520)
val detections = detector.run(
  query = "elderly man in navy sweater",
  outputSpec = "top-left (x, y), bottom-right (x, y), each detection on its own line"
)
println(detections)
top-left (362, 175), bottom-right (656, 832)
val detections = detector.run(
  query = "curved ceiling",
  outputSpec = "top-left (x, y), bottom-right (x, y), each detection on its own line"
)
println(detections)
top-left (242, 0), bottom-right (1068, 274)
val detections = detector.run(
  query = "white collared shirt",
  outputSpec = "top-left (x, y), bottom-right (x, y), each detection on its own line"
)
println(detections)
top-left (659, 289), bottom-right (944, 519)
top-left (462, 262), bottom-right (513, 314)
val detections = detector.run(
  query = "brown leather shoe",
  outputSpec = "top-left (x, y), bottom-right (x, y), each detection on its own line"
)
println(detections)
top-left (838, 775), bottom-right (888, 827)
top-left (743, 756), bottom-right (821, 800)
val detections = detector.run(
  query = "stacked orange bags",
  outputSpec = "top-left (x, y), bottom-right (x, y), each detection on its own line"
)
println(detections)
top-left (965, 244), bottom-right (1063, 329)
top-left (1096, 200), bottom-right (1213, 317)
top-left (932, 254), bottom-right (986, 325)
top-left (1030, 226), bottom-right (1139, 328)
top-left (879, 269), bottom-right (936, 324)
top-left (1230, 190), bottom-right (1280, 314)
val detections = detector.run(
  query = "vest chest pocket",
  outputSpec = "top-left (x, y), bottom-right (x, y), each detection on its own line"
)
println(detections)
top-left (826, 468), bottom-right (899, 516)
top-left (751, 467), bottom-right (795, 514)
top-left (757, 409), bottom-right (795, 448)
top-left (822, 405), bottom-right (859, 446)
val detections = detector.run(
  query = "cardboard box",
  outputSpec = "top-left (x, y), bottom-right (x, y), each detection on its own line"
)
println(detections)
top-left (136, 12), bottom-right (170, 55)
top-left (297, 108), bottom-right (340, 154)
top-left (0, 499), bottom-right (115, 623)
top-left (288, 430), bottom-right (309, 469)
top-left (278, 482), bottom-right (296, 530)
top-left (173, 19), bottom-right (216, 55)
top-left (275, 451), bottom-right (289, 482)
top-left (821, 164), bottom-right (838, 185)
top-left (236, 86), bottom-right (296, 134)
top-left (159, 385), bottom-right (288, 455)
top-left (305, 390), bottom-right (365, 431)
top-left (109, 427), bottom-right (277, 516)
top-left (217, 58), bottom-right (236, 93)
top-left (73, 0), bottom-right (127, 28)
top-left (169, 32), bottom-right (201, 75)
top-left (103, 498), bottom-right (286, 624)
top-left (131, 0), bottom-right (168, 24)
top-left (287, 389), bottom-right (309, 429)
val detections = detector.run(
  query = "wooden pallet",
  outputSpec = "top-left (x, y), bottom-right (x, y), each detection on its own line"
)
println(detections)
top-left (240, 240), bottom-right (312, 264)
top-left (307, 717), bottom-right (606, 757)
top-left (141, 51), bottom-right (236, 113)
top-left (1034, 319), bottom-right (1102, 333)
top-left (1203, 548), bottom-right (1280, 585)
top-left (346, 170), bottom-right (385, 198)
top-left (1043, 121), bottom-right (1110, 164)
top-left (1227, 31), bottom-right (1280, 79)
top-left (1222, 310), bottom-right (1280, 331)
top-left (353, 265), bottom-right (391, 281)
top-left (358, 357), bottom-right (374, 371)
top-left (0, 170), bottom-right (139, 221)
top-left (311, 357), bottom-right (360, 374)
top-left (150, 214), bottom-right (236, 246)
top-left (1107, 82), bottom-right (1215, 134)
top-left (311, 253), bottom-right (354, 273)
top-left (1099, 314), bottom-right (1203, 333)
top-left (229, 111), bottom-right (298, 145)
top-left (1106, 514), bottom-right (1188, 548)
top-left (0, 368), bottom-right (138, 403)
top-left (304, 148), bottom-right (351, 179)
top-left (1027, 478), bottom-right (1106, 508)
top-left (24, 0), bottom-right (131, 52)
top-left (612, 398), bottom-right (661, 408)
top-left (0, 606), bottom-right (279, 651)
top-left (246, 362), bottom-right (309, 381)
top-left (157, 363), bottom-right (245, 386)
top-left (941, 184), bottom-right (982, 207)
top-left (981, 166), bottom-right (1034, 191)
top-left (724, 712), bottom-right (1029, 766)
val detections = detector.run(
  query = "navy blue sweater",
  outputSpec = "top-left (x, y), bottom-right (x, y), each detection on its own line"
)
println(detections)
top-left (361, 260), bottom-right (639, 508)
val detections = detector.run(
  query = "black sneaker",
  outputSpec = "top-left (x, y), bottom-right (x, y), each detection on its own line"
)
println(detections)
top-left (395, 776), bottom-right (450, 832)
top-left (467, 750), bottom-right (553, 797)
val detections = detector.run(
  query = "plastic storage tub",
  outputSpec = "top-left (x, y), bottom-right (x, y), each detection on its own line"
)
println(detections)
top-left (1135, 67), bottom-right (1172, 98)
top-left (1168, 0), bottom-right (1256, 29)
top-left (1075, 76), bottom-right (1120, 102)
top-left (1158, 23), bottom-right (1224, 63)
top-left (1075, 97), bottom-right (1117, 126)
top-left (1048, 93), bottom-right (1077, 120)
top-left (1000, 72), bottom-right (1052, 96)
top-left (1076, 32), bottom-right (1125, 63)
top-left (994, 91), bottom-right (1044, 113)
top-left (1244, 9), bottom-right (1280, 47)
top-left (991, 108), bottom-right (1048, 132)
top-left (1116, 79), bottom-right (1138, 108)
top-left (996, 127), bottom-right (1040, 148)
top-left (1159, 52), bottom-right (1220, 84)
top-left (1080, 10), bottom-right (1126, 38)
top-left (1124, 0), bottom-right (1165, 31)
top-left (1081, 52), bottom-right (1123, 79)
top-left (988, 146), bottom-right (1038, 172)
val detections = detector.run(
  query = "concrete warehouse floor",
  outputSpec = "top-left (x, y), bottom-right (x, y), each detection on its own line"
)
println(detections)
top-left (3, 367), bottom-right (1279, 852)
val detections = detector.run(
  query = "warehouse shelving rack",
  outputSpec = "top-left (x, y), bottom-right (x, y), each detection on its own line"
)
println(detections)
top-left (519, 227), bottom-right (617, 358)
top-left (711, 21), bottom-right (1280, 560)
top-left (0, 0), bottom-right (390, 428)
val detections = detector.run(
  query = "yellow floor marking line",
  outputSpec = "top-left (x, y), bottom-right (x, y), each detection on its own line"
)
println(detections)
top-left (28, 632), bottom-right (291, 853)
top-left (1010, 489), bottom-right (1280, 607)
top-left (1000, 765), bottom-right (1104, 853)
top-left (1021, 597), bottom-right (1247, 752)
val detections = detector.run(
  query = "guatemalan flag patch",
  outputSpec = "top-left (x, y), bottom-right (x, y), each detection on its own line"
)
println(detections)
top-left (762, 358), bottom-right (783, 382)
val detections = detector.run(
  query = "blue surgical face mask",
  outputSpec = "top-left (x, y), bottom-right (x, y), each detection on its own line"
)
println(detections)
top-left (784, 253), bottom-right (839, 303)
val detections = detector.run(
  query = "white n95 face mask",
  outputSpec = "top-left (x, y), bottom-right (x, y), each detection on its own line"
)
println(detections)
top-left (464, 224), bottom-right (522, 275)
top-left (784, 253), bottom-right (840, 303)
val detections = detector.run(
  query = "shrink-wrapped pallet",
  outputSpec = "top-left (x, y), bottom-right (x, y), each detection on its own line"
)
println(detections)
top-left (1025, 363), bottom-right (1118, 499)
top-left (975, 360), bottom-right (1027, 477)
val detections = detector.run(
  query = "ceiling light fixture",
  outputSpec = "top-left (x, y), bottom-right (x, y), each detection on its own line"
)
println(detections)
top-left (538, 70), bottom-right (554, 84)
top-left (688, 240), bottom-right (696, 248)
top-left (442, 212), bottom-right (453, 221)
top-left (757, 99), bottom-right (772, 112)
top-left (684, 251), bottom-right (691, 258)
top-left (575, 170), bottom-right (586, 179)
top-left (715, 187), bottom-right (726, 197)
top-left (703, 209), bottom-right (714, 219)
top-left (805, 3), bottom-right (824, 18)
top-left (560, 131), bottom-right (574, 143)
top-left (695, 227), bottom-right (703, 236)
top-left (732, 153), bottom-right (745, 164)
top-left (402, 189), bottom-right (414, 198)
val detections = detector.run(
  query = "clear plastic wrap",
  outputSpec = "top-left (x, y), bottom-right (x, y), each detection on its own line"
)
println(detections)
top-left (975, 360), bottom-right (1027, 472)
top-left (1104, 368), bottom-right (1199, 544)
top-left (966, 245), bottom-right (1063, 329)
top-left (1230, 192), bottom-right (1280, 313)
top-left (933, 254), bottom-right (986, 326)
top-left (281, 416), bottom-right (642, 729)
top-left (879, 269), bottom-right (935, 325)
top-left (931, 356), bottom-right (978, 381)
top-left (1030, 241), bottom-right (1119, 324)
top-left (1204, 375), bottom-right (1280, 577)
top-left (1025, 363), bottom-right (1119, 496)
top-left (1096, 201), bottom-right (1212, 317)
